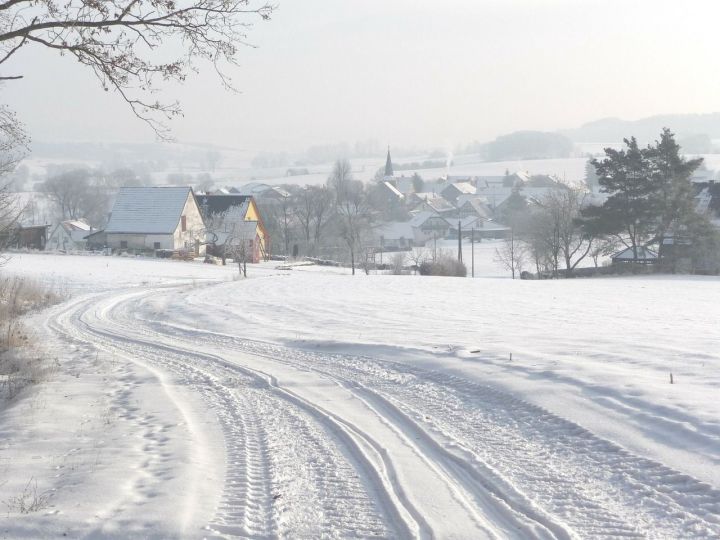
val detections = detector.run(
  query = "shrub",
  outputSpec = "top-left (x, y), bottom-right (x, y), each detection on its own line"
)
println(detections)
top-left (419, 252), bottom-right (467, 277)
top-left (389, 252), bottom-right (407, 275)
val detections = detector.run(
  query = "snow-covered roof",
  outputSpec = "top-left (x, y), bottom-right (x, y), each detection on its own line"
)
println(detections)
top-left (106, 187), bottom-right (192, 234)
top-left (63, 220), bottom-right (91, 231)
top-left (514, 171), bottom-right (532, 183)
top-left (382, 181), bottom-right (404, 199)
top-left (412, 191), bottom-right (443, 201)
top-left (474, 176), bottom-right (507, 187)
top-left (457, 197), bottom-right (492, 218)
top-left (237, 182), bottom-right (272, 196)
top-left (413, 197), bottom-right (455, 214)
top-left (446, 182), bottom-right (476, 195)
top-left (267, 186), bottom-right (291, 198)
top-left (612, 246), bottom-right (658, 260)
top-left (197, 194), bottom-right (252, 217)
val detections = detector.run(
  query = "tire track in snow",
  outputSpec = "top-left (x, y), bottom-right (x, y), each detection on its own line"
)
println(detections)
top-left (126, 290), bottom-right (574, 538)
top-left (51, 291), bottom-right (403, 539)
top-left (135, 288), bottom-right (720, 540)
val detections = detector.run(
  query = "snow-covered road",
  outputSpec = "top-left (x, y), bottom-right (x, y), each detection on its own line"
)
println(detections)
top-left (36, 283), bottom-right (720, 538)
top-left (3, 254), bottom-right (720, 538)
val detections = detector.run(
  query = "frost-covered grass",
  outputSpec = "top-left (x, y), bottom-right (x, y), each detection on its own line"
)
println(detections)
top-left (0, 274), bottom-right (63, 401)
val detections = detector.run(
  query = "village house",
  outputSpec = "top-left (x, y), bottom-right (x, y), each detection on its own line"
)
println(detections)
top-left (376, 221), bottom-right (415, 251)
top-left (374, 211), bottom-right (453, 252)
top-left (694, 181), bottom-right (720, 227)
top-left (408, 211), bottom-right (451, 244)
top-left (410, 195), bottom-right (455, 216)
top-left (452, 196), bottom-right (493, 220)
top-left (407, 191), bottom-right (443, 206)
top-left (197, 193), bottom-right (269, 262)
top-left (103, 186), bottom-right (206, 255)
top-left (47, 219), bottom-right (93, 251)
top-left (440, 182), bottom-right (476, 206)
top-left (447, 215), bottom-right (510, 240)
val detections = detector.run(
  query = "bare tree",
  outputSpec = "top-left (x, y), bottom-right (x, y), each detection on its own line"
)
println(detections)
top-left (550, 189), bottom-right (594, 276)
top-left (330, 159), bottom-right (372, 275)
top-left (224, 222), bottom-right (255, 277)
top-left (521, 205), bottom-right (560, 277)
top-left (294, 186), bottom-right (316, 253)
top-left (0, 106), bottom-right (28, 259)
top-left (494, 228), bottom-right (525, 279)
top-left (521, 188), bottom-right (593, 277)
top-left (0, 106), bottom-right (27, 176)
top-left (311, 186), bottom-right (334, 253)
top-left (0, 0), bottom-right (273, 138)
top-left (589, 236), bottom-right (622, 268)
top-left (275, 192), bottom-right (295, 257)
top-left (294, 185), bottom-right (333, 256)
top-left (41, 168), bottom-right (112, 226)
top-left (407, 248), bottom-right (429, 275)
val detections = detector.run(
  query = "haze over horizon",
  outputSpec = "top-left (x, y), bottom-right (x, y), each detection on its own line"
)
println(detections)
top-left (4, 0), bottom-right (720, 154)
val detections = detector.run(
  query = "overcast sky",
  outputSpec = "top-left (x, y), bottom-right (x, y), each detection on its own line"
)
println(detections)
top-left (3, 0), bottom-right (720, 153)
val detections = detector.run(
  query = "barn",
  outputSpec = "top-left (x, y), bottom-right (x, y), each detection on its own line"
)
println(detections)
top-left (104, 187), bottom-right (206, 256)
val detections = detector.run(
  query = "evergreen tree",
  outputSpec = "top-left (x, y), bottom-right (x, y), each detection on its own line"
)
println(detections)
top-left (581, 137), bottom-right (658, 261)
top-left (584, 158), bottom-right (599, 190)
top-left (648, 128), bottom-right (703, 245)
top-left (411, 173), bottom-right (425, 193)
top-left (581, 129), bottom-right (710, 268)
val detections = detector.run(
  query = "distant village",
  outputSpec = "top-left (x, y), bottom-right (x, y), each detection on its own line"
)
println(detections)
top-left (4, 143), bottom-right (720, 278)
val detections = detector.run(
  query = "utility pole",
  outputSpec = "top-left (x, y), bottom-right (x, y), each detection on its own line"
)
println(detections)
top-left (457, 220), bottom-right (462, 262)
top-left (471, 227), bottom-right (475, 278)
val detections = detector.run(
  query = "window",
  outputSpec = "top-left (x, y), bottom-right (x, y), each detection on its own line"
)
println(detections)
top-left (120, 240), bottom-right (128, 249)
top-left (181, 215), bottom-right (187, 232)
top-left (154, 242), bottom-right (161, 250)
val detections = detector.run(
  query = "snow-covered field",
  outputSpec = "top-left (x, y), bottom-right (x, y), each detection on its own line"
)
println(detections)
top-left (2, 253), bottom-right (720, 538)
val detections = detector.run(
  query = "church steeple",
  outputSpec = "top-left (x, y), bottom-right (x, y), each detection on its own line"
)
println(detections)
top-left (384, 146), bottom-right (394, 177)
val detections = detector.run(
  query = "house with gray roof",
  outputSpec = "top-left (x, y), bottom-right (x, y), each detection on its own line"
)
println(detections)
top-left (104, 186), bottom-right (206, 255)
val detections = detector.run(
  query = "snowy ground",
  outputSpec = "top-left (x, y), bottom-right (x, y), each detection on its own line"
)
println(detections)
top-left (1, 253), bottom-right (719, 538)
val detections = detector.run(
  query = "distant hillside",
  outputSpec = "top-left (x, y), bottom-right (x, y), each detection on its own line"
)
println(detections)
top-left (28, 141), bottom-right (236, 170)
top-left (478, 131), bottom-right (574, 161)
top-left (561, 113), bottom-right (720, 144)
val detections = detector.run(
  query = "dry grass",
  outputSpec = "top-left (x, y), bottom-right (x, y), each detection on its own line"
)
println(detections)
top-left (0, 276), bottom-right (63, 400)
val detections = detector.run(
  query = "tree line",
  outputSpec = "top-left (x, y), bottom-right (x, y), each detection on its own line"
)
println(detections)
top-left (259, 159), bottom-right (411, 274)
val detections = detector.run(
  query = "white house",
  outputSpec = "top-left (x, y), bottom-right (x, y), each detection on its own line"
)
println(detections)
top-left (47, 219), bottom-right (93, 251)
top-left (104, 186), bottom-right (206, 255)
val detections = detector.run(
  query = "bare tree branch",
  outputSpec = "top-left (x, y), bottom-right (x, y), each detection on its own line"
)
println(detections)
top-left (0, 0), bottom-right (275, 139)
